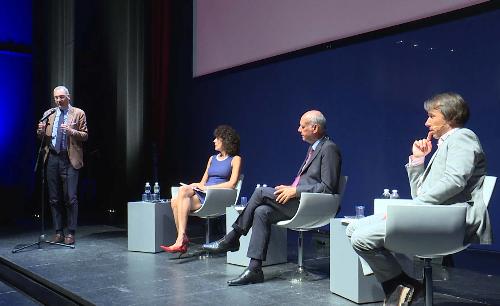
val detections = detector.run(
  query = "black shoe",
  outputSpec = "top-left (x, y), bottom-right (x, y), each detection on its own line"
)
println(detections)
top-left (202, 236), bottom-right (239, 253)
top-left (227, 268), bottom-right (264, 286)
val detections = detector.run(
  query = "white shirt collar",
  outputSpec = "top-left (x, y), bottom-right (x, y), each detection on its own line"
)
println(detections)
top-left (438, 128), bottom-right (459, 146)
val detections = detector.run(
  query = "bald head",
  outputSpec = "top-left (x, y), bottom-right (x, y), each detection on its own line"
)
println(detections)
top-left (302, 110), bottom-right (326, 133)
top-left (298, 110), bottom-right (327, 144)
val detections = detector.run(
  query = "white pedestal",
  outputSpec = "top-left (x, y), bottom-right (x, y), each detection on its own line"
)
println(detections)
top-left (330, 218), bottom-right (385, 304)
top-left (225, 206), bottom-right (287, 266)
top-left (127, 201), bottom-right (176, 253)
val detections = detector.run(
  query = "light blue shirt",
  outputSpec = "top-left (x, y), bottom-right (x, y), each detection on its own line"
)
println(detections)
top-left (311, 137), bottom-right (323, 151)
top-left (51, 107), bottom-right (68, 148)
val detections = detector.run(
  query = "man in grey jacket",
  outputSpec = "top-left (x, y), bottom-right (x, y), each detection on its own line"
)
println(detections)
top-left (203, 110), bottom-right (342, 286)
top-left (347, 93), bottom-right (492, 306)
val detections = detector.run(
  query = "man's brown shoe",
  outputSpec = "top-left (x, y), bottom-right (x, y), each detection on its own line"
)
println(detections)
top-left (64, 234), bottom-right (75, 245)
top-left (51, 233), bottom-right (64, 243)
top-left (384, 285), bottom-right (414, 306)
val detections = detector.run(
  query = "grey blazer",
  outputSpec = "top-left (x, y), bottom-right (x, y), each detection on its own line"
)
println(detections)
top-left (296, 136), bottom-right (342, 196)
top-left (406, 128), bottom-right (492, 244)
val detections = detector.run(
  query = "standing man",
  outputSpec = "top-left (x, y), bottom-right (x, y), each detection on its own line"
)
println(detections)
top-left (347, 93), bottom-right (492, 306)
top-left (203, 110), bottom-right (342, 286)
top-left (37, 86), bottom-right (88, 245)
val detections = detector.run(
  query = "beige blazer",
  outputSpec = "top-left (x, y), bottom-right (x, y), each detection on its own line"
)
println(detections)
top-left (406, 128), bottom-right (492, 244)
top-left (38, 105), bottom-right (88, 169)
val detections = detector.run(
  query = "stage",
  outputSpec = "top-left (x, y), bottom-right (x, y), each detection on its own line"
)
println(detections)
top-left (1, 225), bottom-right (499, 305)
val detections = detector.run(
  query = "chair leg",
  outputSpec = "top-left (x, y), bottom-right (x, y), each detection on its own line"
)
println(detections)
top-left (280, 231), bottom-right (323, 283)
top-left (205, 218), bottom-right (210, 245)
top-left (423, 258), bottom-right (433, 306)
top-left (289, 231), bottom-right (309, 283)
top-left (199, 218), bottom-right (212, 259)
top-left (297, 231), bottom-right (304, 272)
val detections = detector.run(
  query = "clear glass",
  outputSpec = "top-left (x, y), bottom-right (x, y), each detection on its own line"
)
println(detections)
top-left (240, 196), bottom-right (248, 206)
top-left (355, 205), bottom-right (365, 218)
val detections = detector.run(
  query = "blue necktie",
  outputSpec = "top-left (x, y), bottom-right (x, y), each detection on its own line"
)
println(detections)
top-left (54, 110), bottom-right (65, 153)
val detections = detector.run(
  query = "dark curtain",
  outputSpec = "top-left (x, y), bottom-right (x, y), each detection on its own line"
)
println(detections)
top-left (150, 0), bottom-right (172, 185)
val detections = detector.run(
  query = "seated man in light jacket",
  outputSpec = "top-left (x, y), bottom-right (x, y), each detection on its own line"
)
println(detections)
top-left (347, 92), bottom-right (491, 306)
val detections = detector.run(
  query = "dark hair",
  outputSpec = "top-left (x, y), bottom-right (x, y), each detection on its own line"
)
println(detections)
top-left (214, 125), bottom-right (240, 156)
top-left (424, 92), bottom-right (470, 127)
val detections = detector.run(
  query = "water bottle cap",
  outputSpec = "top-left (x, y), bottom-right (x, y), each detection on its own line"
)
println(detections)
top-left (146, 182), bottom-right (150, 186)
top-left (392, 189), bottom-right (398, 192)
top-left (384, 189), bottom-right (389, 192)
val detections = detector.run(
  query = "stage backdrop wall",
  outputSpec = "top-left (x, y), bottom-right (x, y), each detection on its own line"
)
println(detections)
top-left (171, 6), bottom-right (500, 251)
top-left (0, 0), bottom-right (34, 225)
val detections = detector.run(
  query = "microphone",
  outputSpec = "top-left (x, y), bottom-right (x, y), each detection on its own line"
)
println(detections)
top-left (39, 108), bottom-right (57, 122)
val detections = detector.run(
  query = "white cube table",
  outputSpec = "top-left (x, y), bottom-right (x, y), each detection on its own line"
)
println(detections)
top-left (127, 201), bottom-right (176, 253)
top-left (330, 218), bottom-right (385, 303)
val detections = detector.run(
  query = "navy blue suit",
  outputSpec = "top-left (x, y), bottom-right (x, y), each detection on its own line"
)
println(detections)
top-left (233, 136), bottom-right (342, 260)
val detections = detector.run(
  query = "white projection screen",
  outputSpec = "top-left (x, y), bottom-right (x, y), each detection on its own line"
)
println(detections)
top-left (193, 0), bottom-right (486, 77)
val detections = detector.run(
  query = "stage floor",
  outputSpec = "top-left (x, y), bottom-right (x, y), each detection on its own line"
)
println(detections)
top-left (1, 225), bottom-right (499, 306)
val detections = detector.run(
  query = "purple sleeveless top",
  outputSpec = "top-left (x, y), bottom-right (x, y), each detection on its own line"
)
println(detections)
top-left (197, 155), bottom-right (234, 204)
top-left (206, 155), bottom-right (233, 185)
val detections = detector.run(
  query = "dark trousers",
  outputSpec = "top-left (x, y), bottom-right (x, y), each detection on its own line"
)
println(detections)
top-left (233, 187), bottom-right (299, 260)
top-left (46, 151), bottom-right (79, 233)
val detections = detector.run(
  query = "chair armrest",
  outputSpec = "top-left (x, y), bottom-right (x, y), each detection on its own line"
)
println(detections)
top-left (190, 188), bottom-right (237, 218)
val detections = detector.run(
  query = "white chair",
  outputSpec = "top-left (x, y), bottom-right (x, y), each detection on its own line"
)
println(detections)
top-left (385, 175), bottom-right (496, 306)
top-left (277, 176), bottom-right (347, 282)
top-left (189, 175), bottom-right (244, 247)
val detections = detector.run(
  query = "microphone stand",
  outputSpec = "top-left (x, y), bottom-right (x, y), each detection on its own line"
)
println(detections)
top-left (12, 115), bottom-right (75, 253)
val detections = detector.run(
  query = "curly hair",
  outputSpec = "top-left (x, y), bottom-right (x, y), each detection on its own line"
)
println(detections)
top-left (214, 125), bottom-right (240, 156)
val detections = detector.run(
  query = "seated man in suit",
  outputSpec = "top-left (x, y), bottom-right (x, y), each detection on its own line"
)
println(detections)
top-left (203, 110), bottom-right (342, 286)
top-left (347, 92), bottom-right (492, 306)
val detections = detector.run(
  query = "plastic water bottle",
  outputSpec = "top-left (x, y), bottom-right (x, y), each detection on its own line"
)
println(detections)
top-left (256, 184), bottom-right (261, 188)
top-left (381, 189), bottom-right (391, 199)
top-left (144, 182), bottom-right (151, 201)
top-left (390, 189), bottom-right (400, 199)
top-left (153, 182), bottom-right (160, 201)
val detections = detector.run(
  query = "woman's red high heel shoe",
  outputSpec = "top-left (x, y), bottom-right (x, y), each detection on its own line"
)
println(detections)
top-left (160, 234), bottom-right (189, 256)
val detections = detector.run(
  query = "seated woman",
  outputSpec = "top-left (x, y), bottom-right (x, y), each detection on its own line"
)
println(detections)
top-left (161, 125), bottom-right (242, 254)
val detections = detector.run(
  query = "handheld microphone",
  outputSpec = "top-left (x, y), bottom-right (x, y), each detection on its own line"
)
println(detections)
top-left (39, 108), bottom-right (57, 122)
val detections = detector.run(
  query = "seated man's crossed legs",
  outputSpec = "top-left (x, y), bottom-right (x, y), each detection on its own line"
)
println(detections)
top-left (203, 187), bottom-right (299, 286)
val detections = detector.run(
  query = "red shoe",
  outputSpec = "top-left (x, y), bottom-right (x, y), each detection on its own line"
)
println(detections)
top-left (160, 238), bottom-right (189, 254)
top-left (164, 244), bottom-right (188, 254)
